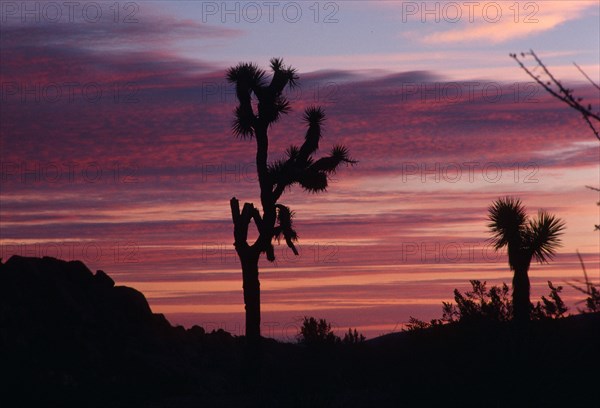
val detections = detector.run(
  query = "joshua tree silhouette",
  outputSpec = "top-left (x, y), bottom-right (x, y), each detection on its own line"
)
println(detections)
top-left (487, 197), bottom-right (565, 322)
top-left (226, 59), bottom-right (355, 345)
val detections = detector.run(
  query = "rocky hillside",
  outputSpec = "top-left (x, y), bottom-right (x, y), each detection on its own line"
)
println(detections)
top-left (0, 256), bottom-right (234, 407)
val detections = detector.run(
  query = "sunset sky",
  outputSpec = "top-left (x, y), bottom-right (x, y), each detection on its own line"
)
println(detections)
top-left (1, 0), bottom-right (599, 339)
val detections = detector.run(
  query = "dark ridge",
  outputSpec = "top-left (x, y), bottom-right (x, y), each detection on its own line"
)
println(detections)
top-left (1, 256), bottom-right (599, 407)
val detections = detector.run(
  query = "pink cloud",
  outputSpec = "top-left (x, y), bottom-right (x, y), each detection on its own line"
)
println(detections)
top-left (1, 16), bottom-right (598, 339)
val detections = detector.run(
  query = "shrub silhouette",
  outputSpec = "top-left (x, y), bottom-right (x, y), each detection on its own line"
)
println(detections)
top-left (582, 286), bottom-right (600, 313)
top-left (342, 328), bottom-right (366, 344)
top-left (407, 280), bottom-right (568, 330)
top-left (442, 280), bottom-right (512, 324)
top-left (570, 251), bottom-right (600, 313)
top-left (404, 316), bottom-right (438, 332)
top-left (532, 281), bottom-right (568, 319)
top-left (298, 316), bottom-right (340, 345)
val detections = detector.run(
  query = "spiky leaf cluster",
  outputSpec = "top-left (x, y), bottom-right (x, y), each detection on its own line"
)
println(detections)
top-left (268, 107), bottom-right (356, 195)
top-left (487, 197), bottom-right (565, 266)
top-left (227, 58), bottom-right (299, 138)
top-left (226, 63), bottom-right (266, 138)
top-left (273, 204), bottom-right (298, 255)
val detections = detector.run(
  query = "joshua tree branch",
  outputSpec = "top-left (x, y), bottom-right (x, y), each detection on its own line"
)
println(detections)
top-left (231, 198), bottom-right (263, 251)
top-left (230, 197), bottom-right (241, 223)
top-left (231, 197), bottom-right (249, 250)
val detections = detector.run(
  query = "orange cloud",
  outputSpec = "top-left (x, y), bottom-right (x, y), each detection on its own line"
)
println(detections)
top-left (417, 1), bottom-right (595, 44)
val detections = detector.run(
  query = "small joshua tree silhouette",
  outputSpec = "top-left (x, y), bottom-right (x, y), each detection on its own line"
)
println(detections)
top-left (487, 197), bottom-right (565, 322)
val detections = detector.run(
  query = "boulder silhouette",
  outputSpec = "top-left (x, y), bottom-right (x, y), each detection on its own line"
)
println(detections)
top-left (0, 256), bottom-right (192, 407)
top-left (94, 269), bottom-right (114, 289)
top-left (0, 256), bottom-right (165, 333)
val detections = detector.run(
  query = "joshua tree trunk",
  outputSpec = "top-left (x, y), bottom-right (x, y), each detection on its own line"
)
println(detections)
top-left (512, 263), bottom-right (531, 323)
top-left (507, 240), bottom-right (532, 323)
top-left (240, 250), bottom-right (260, 341)
top-left (230, 198), bottom-right (264, 345)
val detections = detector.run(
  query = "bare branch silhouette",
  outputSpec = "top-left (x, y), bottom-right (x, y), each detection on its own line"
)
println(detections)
top-left (510, 50), bottom-right (600, 140)
top-left (573, 62), bottom-right (600, 91)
